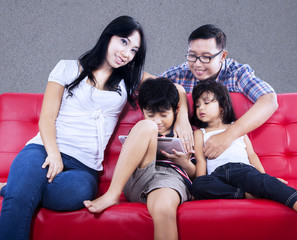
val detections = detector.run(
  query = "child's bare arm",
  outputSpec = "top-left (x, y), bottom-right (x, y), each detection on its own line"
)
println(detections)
top-left (244, 135), bottom-right (265, 173)
top-left (194, 130), bottom-right (207, 177)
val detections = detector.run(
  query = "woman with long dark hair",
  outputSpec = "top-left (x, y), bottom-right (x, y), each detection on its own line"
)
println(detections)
top-left (0, 15), bottom-right (146, 240)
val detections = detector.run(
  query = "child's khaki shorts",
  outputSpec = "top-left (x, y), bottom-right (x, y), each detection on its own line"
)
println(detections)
top-left (123, 161), bottom-right (191, 204)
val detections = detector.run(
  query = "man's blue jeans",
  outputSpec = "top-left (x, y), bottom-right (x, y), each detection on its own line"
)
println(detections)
top-left (191, 162), bottom-right (297, 209)
top-left (0, 144), bottom-right (99, 240)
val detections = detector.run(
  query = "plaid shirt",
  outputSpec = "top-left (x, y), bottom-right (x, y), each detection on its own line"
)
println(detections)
top-left (159, 58), bottom-right (275, 103)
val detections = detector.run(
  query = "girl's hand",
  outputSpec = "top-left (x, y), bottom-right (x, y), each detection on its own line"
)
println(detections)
top-left (42, 154), bottom-right (64, 183)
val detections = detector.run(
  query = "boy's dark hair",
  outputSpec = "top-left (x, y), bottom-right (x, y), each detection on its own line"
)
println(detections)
top-left (188, 24), bottom-right (226, 50)
top-left (191, 81), bottom-right (236, 128)
top-left (138, 77), bottom-right (179, 113)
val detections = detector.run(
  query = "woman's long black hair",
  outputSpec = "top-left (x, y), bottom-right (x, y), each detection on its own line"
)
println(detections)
top-left (191, 81), bottom-right (236, 128)
top-left (65, 15), bottom-right (146, 107)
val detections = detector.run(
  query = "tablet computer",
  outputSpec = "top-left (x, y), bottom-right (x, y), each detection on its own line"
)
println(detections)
top-left (118, 135), bottom-right (185, 154)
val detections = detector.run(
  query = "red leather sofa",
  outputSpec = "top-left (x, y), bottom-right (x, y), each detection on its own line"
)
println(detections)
top-left (1, 92), bottom-right (297, 240)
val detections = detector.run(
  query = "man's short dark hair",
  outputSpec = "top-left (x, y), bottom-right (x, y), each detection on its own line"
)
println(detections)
top-left (138, 77), bottom-right (179, 113)
top-left (188, 24), bottom-right (226, 50)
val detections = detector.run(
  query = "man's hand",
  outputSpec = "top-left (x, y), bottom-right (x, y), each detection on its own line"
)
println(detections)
top-left (173, 83), bottom-right (194, 152)
top-left (173, 119), bottom-right (194, 152)
top-left (203, 131), bottom-right (233, 159)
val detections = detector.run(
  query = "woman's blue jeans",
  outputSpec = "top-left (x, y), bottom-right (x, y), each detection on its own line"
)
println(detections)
top-left (191, 163), bottom-right (297, 209)
top-left (0, 144), bottom-right (99, 240)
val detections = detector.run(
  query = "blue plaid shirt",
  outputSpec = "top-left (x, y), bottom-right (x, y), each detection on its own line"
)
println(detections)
top-left (159, 58), bottom-right (275, 103)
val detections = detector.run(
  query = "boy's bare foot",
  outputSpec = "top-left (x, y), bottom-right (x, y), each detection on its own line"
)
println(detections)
top-left (83, 192), bottom-right (119, 213)
top-left (0, 182), bottom-right (7, 192)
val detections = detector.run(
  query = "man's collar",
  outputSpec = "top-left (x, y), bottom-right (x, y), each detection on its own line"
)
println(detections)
top-left (216, 59), bottom-right (226, 82)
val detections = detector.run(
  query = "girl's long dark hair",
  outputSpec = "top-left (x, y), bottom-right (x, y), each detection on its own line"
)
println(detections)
top-left (65, 15), bottom-right (146, 107)
top-left (191, 81), bottom-right (236, 128)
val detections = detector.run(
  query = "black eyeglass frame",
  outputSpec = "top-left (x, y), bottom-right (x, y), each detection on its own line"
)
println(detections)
top-left (185, 49), bottom-right (224, 63)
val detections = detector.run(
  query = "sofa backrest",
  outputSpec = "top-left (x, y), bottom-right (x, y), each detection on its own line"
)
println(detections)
top-left (1, 92), bottom-right (296, 192)
top-left (0, 93), bottom-right (43, 182)
top-left (248, 93), bottom-right (297, 189)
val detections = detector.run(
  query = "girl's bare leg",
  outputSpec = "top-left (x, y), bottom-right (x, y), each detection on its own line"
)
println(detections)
top-left (147, 188), bottom-right (180, 240)
top-left (84, 120), bottom-right (158, 213)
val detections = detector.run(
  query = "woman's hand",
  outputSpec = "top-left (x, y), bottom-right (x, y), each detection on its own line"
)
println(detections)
top-left (42, 154), bottom-right (64, 183)
top-left (39, 81), bottom-right (65, 183)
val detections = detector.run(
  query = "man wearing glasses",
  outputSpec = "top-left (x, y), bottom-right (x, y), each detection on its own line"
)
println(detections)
top-left (160, 24), bottom-right (278, 159)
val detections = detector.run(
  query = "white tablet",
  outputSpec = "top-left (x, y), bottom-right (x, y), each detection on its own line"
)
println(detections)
top-left (118, 135), bottom-right (185, 154)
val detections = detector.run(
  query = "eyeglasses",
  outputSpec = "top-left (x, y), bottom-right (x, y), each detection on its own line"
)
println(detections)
top-left (185, 50), bottom-right (223, 63)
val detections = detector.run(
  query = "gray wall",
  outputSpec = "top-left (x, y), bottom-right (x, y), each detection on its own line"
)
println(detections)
top-left (1, 0), bottom-right (297, 94)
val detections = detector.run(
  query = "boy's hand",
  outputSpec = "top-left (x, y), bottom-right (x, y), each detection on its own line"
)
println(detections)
top-left (161, 149), bottom-right (196, 178)
top-left (161, 149), bottom-right (194, 167)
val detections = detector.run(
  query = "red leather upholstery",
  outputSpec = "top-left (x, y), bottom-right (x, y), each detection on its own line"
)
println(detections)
top-left (1, 92), bottom-right (297, 240)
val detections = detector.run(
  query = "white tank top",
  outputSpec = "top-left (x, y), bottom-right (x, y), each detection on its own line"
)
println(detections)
top-left (201, 128), bottom-right (250, 174)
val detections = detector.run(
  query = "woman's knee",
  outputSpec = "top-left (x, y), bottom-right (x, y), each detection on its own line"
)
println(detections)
top-left (2, 187), bottom-right (43, 213)
top-left (42, 172), bottom-right (98, 211)
top-left (42, 186), bottom-right (94, 211)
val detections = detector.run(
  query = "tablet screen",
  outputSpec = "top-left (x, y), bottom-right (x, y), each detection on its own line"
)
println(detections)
top-left (118, 135), bottom-right (185, 154)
